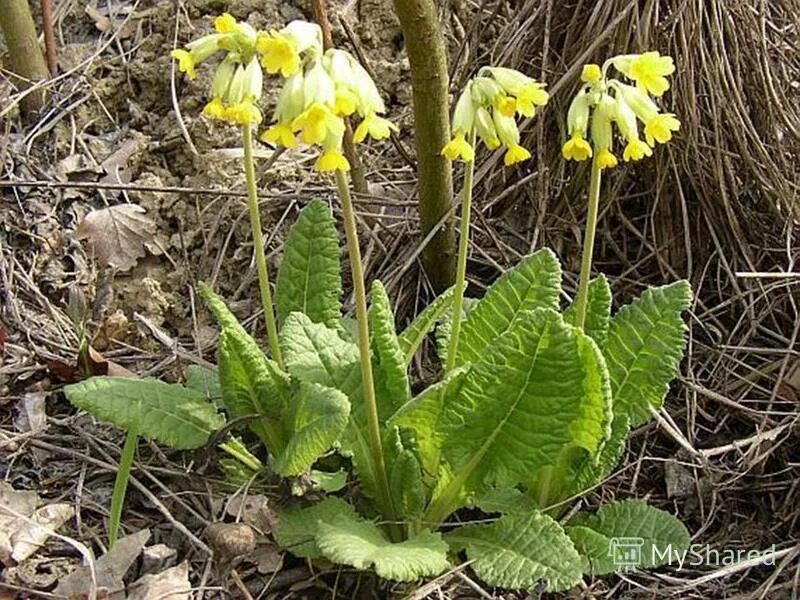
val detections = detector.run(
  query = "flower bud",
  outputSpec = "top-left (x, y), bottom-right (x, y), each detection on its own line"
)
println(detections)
top-left (566, 90), bottom-right (591, 137)
top-left (283, 20), bottom-right (323, 55)
top-left (591, 94), bottom-right (615, 151)
top-left (211, 59), bottom-right (236, 99)
top-left (304, 60), bottom-right (335, 107)
top-left (492, 110), bottom-right (520, 148)
top-left (452, 82), bottom-right (475, 134)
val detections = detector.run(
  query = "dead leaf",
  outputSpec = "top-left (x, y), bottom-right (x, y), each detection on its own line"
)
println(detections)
top-left (141, 543), bottom-right (177, 574)
top-left (10, 503), bottom-right (74, 564)
top-left (54, 529), bottom-right (151, 599)
top-left (77, 204), bottom-right (157, 271)
top-left (85, 2), bottom-right (137, 38)
top-left (224, 494), bottom-right (277, 534)
top-left (14, 392), bottom-right (48, 434)
top-left (100, 137), bottom-right (148, 186)
top-left (128, 561), bottom-right (191, 600)
top-left (248, 542), bottom-right (283, 575)
top-left (47, 344), bottom-right (134, 383)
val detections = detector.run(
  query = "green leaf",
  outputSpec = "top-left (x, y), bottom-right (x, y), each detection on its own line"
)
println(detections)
top-left (64, 377), bottom-right (224, 449)
top-left (275, 497), bottom-right (357, 558)
top-left (604, 281), bottom-right (692, 426)
top-left (566, 500), bottom-right (691, 575)
top-left (306, 469), bottom-right (348, 493)
top-left (386, 428), bottom-right (427, 519)
top-left (574, 414), bottom-right (631, 492)
top-left (280, 312), bottom-right (361, 400)
top-left (184, 365), bottom-right (222, 406)
top-left (447, 511), bottom-right (583, 592)
top-left (218, 328), bottom-right (290, 450)
top-left (276, 200), bottom-right (342, 329)
top-left (470, 487), bottom-right (537, 515)
top-left (273, 382), bottom-right (350, 476)
top-left (316, 512), bottom-right (449, 582)
top-left (388, 366), bottom-right (469, 476)
top-left (565, 275), bottom-right (612, 350)
top-left (435, 297), bottom-right (479, 363)
top-left (397, 287), bottom-right (454, 364)
top-left (437, 309), bottom-right (611, 498)
top-left (454, 249), bottom-right (561, 365)
top-left (369, 281), bottom-right (410, 415)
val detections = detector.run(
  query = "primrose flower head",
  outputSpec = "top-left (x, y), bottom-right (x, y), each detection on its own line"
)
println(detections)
top-left (260, 30), bottom-right (396, 172)
top-left (256, 20), bottom-right (322, 77)
top-left (443, 66), bottom-right (547, 165)
top-left (562, 51), bottom-right (679, 168)
top-left (172, 13), bottom-right (265, 126)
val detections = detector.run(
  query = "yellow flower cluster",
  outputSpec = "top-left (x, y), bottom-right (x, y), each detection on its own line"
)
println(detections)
top-left (563, 52), bottom-right (679, 168)
top-left (172, 13), bottom-right (265, 125)
top-left (261, 40), bottom-right (397, 172)
top-left (172, 15), bottom-right (397, 171)
top-left (442, 67), bottom-right (548, 166)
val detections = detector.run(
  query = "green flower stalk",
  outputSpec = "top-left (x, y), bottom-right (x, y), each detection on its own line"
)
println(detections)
top-left (564, 53), bottom-right (680, 328)
top-left (442, 67), bottom-right (549, 372)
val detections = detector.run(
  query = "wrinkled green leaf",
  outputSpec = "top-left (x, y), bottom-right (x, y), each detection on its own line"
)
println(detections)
top-left (566, 499), bottom-right (691, 574)
top-left (275, 497), bottom-right (357, 558)
top-left (316, 512), bottom-right (449, 582)
top-left (273, 382), bottom-right (350, 476)
top-left (397, 287), bottom-right (454, 364)
top-left (470, 487), bottom-right (537, 515)
top-left (454, 249), bottom-right (561, 365)
top-left (437, 309), bottom-right (611, 499)
top-left (565, 275), bottom-right (612, 350)
top-left (184, 365), bottom-right (221, 406)
top-left (435, 297), bottom-right (479, 363)
top-left (276, 200), bottom-right (342, 329)
top-left (574, 414), bottom-right (630, 493)
top-left (64, 377), bottom-right (223, 449)
top-left (386, 428), bottom-right (427, 519)
top-left (369, 280), bottom-right (410, 414)
top-left (605, 281), bottom-right (692, 426)
top-left (447, 511), bottom-right (583, 592)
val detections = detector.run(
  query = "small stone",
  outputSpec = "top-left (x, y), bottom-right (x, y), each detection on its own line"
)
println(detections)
top-left (204, 523), bottom-right (256, 564)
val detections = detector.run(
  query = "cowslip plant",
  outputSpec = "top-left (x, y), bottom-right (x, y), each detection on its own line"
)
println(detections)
top-left (64, 11), bottom-right (692, 590)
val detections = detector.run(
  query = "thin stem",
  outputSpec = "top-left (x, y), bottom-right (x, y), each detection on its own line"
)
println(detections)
top-left (108, 429), bottom-right (138, 547)
top-left (242, 124), bottom-right (283, 369)
top-left (573, 155), bottom-right (603, 329)
top-left (334, 169), bottom-right (395, 522)
top-left (444, 130), bottom-right (476, 373)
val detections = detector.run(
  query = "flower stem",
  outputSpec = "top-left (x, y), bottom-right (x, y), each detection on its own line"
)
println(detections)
top-left (242, 123), bottom-right (283, 369)
top-left (334, 169), bottom-right (395, 523)
top-left (573, 155), bottom-right (603, 329)
top-left (108, 429), bottom-right (137, 547)
top-left (444, 130), bottom-right (476, 372)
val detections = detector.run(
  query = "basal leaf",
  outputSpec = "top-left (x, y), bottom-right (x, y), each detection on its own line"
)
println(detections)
top-left (369, 281), bottom-right (410, 416)
top-left (275, 497), bottom-right (357, 558)
top-left (604, 281), bottom-right (692, 426)
top-left (386, 428), bottom-right (427, 519)
top-left (280, 312), bottom-right (361, 400)
top-left (470, 487), bottom-right (537, 515)
top-left (276, 200), bottom-right (342, 329)
top-left (435, 297), bottom-right (479, 363)
top-left (184, 365), bottom-right (222, 408)
top-left (574, 414), bottom-right (631, 493)
top-left (315, 512), bottom-right (449, 582)
top-left (565, 275), bottom-right (613, 350)
top-left (447, 511), bottom-right (583, 592)
top-left (397, 287), bottom-right (454, 365)
top-left (566, 499), bottom-right (690, 575)
top-left (454, 249), bottom-right (561, 365)
top-left (273, 382), bottom-right (350, 477)
top-left (64, 377), bottom-right (224, 449)
top-left (388, 366), bottom-right (469, 476)
top-left (218, 328), bottom-right (290, 451)
top-left (437, 309), bottom-right (611, 499)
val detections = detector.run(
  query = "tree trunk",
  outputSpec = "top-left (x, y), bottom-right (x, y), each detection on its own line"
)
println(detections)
top-left (0, 0), bottom-right (49, 115)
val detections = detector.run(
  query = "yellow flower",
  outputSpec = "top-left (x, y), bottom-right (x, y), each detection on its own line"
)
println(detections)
top-left (515, 85), bottom-right (549, 117)
top-left (484, 138), bottom-right (501, 150)
top-left (291, 102), bottom-right (344, 145)
top-left (622, 139), bottom-right (653, 162)
top-left (581, 64), bottom-right (602, 84)
top-left (257, 32), bottom-right (300, 77)
top-left (316, 149), bottom-right (351, 172)
top-left (214, 13), bottom-right (237, 34)
top-left (596, 148), bottom-right (618, 169)
top-left (353, 113), bottom-right (398, 143)
top-left (442, 133), bottom-right (475, 162)
top-left (202, 97), bottom-right (227, 120)
top-left (629, 52), bottom-right (675, 97)
top-left (224, 101), bottom-right (262, 125)
top-left (644, 113), bottom-right (680, 145)
top-left (333, 88), bottom-right (358, 116)
top-left (504, 144), bottom-right (531, 166)
top-left (261, 123), bottom-right (297, 148)
top-left (496, 96), bottom-right (517, 118)
top-left (562, 135), bottom-right (593, 161)
top-left (171, 49), bottom-right (196, 79)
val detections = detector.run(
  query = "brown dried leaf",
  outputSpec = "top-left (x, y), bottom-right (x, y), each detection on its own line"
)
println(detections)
top-left (77, 204), bottom-right (156, 271)
top-left (128, 561), bottom-right (191, 600)
top-left (10, 503), bottom-right (74, 564)
top-left (14, 392), bottom-right (48, 434)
